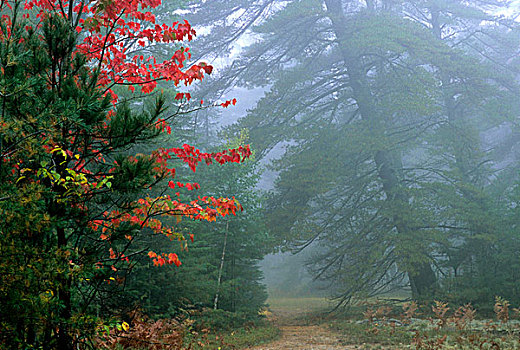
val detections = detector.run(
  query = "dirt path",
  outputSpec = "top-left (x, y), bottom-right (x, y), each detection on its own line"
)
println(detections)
top-left (250, 298), bottom-right (348, 350)
top-left (251, 324), bottom-right (345, 350)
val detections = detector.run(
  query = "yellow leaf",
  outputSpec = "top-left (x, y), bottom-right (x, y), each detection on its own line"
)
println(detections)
top-left (122, 322), bottom-right (129, 331)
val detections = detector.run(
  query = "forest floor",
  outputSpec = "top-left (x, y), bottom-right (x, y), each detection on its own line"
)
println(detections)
top-left (248, 297), bottom-right (520, 350)
top-left (250, 298), bottom-right (400, 350)
top-left (250, 297), bottom-right (342, 350)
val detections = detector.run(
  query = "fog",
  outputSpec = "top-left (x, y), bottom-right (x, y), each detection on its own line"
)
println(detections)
top-left (183, 0), bottom-right (520, 308)
top-left (6, 0), bottom-right (520, 348)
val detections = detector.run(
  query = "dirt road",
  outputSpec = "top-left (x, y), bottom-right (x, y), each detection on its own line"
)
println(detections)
top-left (250, 298), bottom-right (346, 350)
top-left (251, 324), bottom-right (344, 350)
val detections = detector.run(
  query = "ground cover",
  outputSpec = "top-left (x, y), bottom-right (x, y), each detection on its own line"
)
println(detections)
top-left (246, 297), bottom-right (520, 350)
top-left (99, 297), bottom-right (520, 349)
top-left (181, 314), bottom-right (280, 349)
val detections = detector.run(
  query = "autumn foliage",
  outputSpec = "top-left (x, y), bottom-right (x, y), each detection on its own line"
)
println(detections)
top-left (95, 310), bottom-right (185, 350)
top-left (0, 0), bottom-right (249, 348)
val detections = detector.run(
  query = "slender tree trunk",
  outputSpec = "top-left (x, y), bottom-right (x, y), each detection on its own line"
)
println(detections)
top-left (56, 226), bottom-right (73, 350)
top-left (214, 220), bottom-right (229, 310)
top-left (231, 237), bottom-right (236, 312)
top-left (324, 0), bottom-right (436, 299)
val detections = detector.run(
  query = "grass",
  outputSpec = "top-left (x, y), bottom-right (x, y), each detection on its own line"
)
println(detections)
top-left (182, 320), bottom-right (280, 349)
top-left (266, 297), bottom-right (336, 326)
top-left (266, 296), bottom-right (335, 312)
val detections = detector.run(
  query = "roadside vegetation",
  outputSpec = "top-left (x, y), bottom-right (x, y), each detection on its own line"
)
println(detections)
top-left (183, 319), bottom-right (279, 350)
top-left (260, 297), bottom-right (520, 350)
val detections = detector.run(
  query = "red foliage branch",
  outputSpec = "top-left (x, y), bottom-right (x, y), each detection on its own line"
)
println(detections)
top-left (1, 0), bottom-right (249, 269)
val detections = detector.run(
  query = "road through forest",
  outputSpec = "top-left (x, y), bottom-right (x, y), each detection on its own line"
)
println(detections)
top-left (250, 298), bottom-right (347, 350)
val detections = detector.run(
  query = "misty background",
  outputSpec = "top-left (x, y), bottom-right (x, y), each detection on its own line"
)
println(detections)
top-left (176, 0), bottom-right (520, 308)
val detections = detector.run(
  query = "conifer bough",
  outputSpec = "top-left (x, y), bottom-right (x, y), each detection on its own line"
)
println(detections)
top-left (0, 0), bottom-right (250, 348)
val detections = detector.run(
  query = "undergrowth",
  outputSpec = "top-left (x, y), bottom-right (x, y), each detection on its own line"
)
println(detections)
top-left (92, 307), bottom-right (277, 349)
top-left (329, 296), bottom-right (520, 349)
top-left (182, 320), bottom-right (280, 349)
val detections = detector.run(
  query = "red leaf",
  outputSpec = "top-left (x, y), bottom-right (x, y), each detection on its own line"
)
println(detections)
top-left (203, 65), bottom-right (213, 74)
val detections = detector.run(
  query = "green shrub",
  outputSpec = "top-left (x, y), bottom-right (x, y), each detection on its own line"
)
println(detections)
top-left (192, 308), bottom-right (261, 331)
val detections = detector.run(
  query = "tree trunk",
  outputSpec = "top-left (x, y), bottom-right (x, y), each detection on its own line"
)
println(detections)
top-left (324, 0), bottom-right (436, 299)
top-left (213, 220), bottom-right (229, 310)
top-left (56, 226), bottom-right (73, 350)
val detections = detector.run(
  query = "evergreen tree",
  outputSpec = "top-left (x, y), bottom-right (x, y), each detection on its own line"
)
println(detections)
top-left (186, 0), bottom-right (520, 304)
top-left (0, 0), bottom-right (251, 348)
top-left (123, 132), bottom-right (272, 320)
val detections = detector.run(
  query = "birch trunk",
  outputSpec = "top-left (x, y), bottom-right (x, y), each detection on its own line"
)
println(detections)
top-left (213, 220), bottom-right (229, 310)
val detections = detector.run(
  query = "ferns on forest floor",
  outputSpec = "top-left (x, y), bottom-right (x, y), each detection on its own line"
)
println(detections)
top-left (329, 297), bottom-right (520, 349)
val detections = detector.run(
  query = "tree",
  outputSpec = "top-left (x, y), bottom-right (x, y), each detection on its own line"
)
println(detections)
top-left (186, 0), bottom-right (520, 304)
top-left (0, 0), bottom-right (251, 348)
top-left (121, 133), bottom-right (272, 320)
top-left (182, 134), bottom-right (270, 315)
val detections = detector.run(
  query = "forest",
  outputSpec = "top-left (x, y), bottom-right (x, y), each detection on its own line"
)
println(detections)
top-left (2, 0), bottom-right (520, 349)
